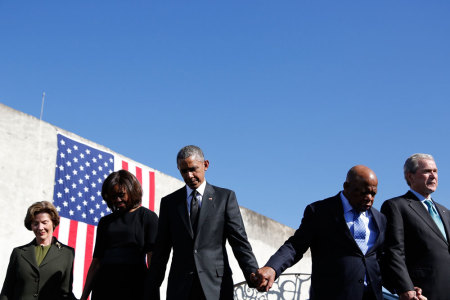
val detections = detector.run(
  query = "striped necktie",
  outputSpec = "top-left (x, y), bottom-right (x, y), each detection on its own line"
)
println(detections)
top-left (190, 190), bottom-right (199, 232)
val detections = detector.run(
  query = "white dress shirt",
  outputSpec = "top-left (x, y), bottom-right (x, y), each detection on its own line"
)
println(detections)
top-left (186, 180), bottom-right (207, 215)
top-left (340, 192), bottom-right (378, 253)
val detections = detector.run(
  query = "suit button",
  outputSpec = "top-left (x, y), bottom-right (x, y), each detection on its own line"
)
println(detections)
top-left (194, 249), bottom-right (198, 254)
top-left (358, 279), bottom-right (363, 284)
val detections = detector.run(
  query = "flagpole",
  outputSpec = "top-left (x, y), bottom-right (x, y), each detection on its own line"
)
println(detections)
top-left (40, 92), bottom-right (45, 121)
top-left (38, 91), bottom-right (45, 201)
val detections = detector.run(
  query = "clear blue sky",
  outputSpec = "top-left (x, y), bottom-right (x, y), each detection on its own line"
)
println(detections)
top-left (2, 1), bottom-right (450, 229)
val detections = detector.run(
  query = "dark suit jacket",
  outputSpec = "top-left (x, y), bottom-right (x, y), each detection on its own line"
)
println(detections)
top-left (381, 191), bottom-right (450, 300)
top-left (147, 182), bottom-right (258, 300)
top-left (266, 193), bottom-right (386, 300)
top-left (0, 237), bottom-right (76, 300)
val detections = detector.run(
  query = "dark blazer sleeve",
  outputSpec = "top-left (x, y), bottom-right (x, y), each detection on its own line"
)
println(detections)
top-left (224, 190), bottom-right (259, 284)
top-left (145, 195), bottom-right (172, 300)
top-left (60, 245), bottom-right (76, 299)
top-left (266, 203), bottom-right (314, 277)
top-left (380, 199), bottom-right (415, 294)
top-left (0, 248), bottom-right (19, 300)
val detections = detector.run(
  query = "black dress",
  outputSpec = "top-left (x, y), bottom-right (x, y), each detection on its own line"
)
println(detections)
top-left (92, 206), bottom-right (158, 300)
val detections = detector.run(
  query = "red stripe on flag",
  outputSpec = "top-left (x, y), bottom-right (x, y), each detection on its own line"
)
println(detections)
top-left (136, 167), bottom-right (142, 185)
top-left (68, 220), bottom-right (78, 249)
top-left (83, 225), bottom-right (95, 289)
top-left (149, 171), bottom-right (155, 211)
top-left (122, 161), bottom-right (128, 170)
top-left (53, 225), bottom-right (60, 239)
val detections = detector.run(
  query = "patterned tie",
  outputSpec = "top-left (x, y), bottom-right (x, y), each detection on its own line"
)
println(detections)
top-left (190, 190), bottom-right (199, 233)
top-left (353, 210), bottom-right (368, 254)
top-left (424, 199), bottom-right (447, 240)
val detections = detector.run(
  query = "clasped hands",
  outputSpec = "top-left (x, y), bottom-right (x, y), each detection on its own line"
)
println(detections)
top-left (250, 266), bottom-right (276, 292)
top-left (399, 287), bottom-right (427, 300)
top-left (250, 268), bottom-right (428, 300)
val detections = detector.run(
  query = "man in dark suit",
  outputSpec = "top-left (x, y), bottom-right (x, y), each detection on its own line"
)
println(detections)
top-left (146, 145), bottom-right (258, 300)
top-left (381, 153), bottom-right (450, 300)
top-left (254, 165), bottom-right (387, 300)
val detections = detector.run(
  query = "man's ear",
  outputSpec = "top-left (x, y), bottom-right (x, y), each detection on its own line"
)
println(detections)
top-left (343, 181), bottom-right (349, 191)
top-left (204, 160), bottom-right (209, 171)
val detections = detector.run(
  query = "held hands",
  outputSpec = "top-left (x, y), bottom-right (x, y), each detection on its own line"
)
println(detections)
top-left (399, 287), bottom-right (427, 300)
top-left (250, 266), bottom-right (276, 292)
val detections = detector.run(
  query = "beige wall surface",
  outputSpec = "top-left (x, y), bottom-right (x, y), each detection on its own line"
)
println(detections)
top-left (0, 103), bottom-right (311, 298)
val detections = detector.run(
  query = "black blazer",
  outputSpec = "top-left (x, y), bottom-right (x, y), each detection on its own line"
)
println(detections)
top-left (381, 191), bottom-right (450, 300)
top-left (147, 182), bottom-right (258, 300)
top-left (266, 193), bottom-right (386, 300)
top-left (0, 237), bottom-right (76, 300)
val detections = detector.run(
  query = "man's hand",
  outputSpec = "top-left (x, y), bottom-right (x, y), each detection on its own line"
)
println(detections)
top-left (399, 287), bottom-right (427, 300)
top-left (253, 266), bottom-right (276, 292)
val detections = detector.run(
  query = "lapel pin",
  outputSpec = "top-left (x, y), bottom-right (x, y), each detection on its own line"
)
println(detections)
top-left (209, 197), bottom-right (212, 201)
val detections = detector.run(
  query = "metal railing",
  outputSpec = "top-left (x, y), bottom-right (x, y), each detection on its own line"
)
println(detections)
top-left (233, 273), bottom-right (399, 300)
top-left (233, 273), bottom-right (312, 300)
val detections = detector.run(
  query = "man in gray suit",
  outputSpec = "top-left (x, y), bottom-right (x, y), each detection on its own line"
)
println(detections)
top-left (147, 145), bottom-right (258, 300)
top-left (381, 153), bottom-right (450, 300)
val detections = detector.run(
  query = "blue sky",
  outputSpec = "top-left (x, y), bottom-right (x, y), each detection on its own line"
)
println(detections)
top-left (1, 1), bottom-right (450, 229)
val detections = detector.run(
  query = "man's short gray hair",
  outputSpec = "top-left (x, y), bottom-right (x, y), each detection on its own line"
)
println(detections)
top-left (404, 153), bottom-right (435, 186)
top-left (177, 145), bottom-right (205, 163)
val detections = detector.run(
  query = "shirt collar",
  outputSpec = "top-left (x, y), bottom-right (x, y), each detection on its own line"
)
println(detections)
top-left (340, 191), bottom-right (354, 214)
top-left (340, 191), bottom-right (369, 216)
top-left (186, 180), bottom-right (207, 197)
top-left (410, 189), bottom-right (431, 201)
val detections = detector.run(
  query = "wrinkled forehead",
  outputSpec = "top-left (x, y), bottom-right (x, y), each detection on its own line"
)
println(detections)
top-left (177, 155), bottom-right (204, 166)
top-left (418, 159), bottom-right (437, 169)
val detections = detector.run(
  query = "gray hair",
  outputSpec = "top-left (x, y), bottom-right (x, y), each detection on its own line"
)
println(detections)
top-left (404, 153), bottom-right (435, 186)
top-left (177, 145), bottom-right (205, 163)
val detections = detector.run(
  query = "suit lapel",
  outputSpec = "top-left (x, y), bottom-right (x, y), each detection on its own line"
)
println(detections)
top-left (175, 187), bottom-right (194, 238)
top-left (433, 201), bottom-right (450, 244)
top-left (330, 195), bottom-right (360, 252)
top-left (21, 241), bottom-right (39, 272)
top-left (366, 208), bottom-right (383, 255)
top-left (406, 191), bottom-right (447, 242)
top-left (195, 183), bottom-right (215, 238)
top-left (39, 239), bottom-right (63, 267)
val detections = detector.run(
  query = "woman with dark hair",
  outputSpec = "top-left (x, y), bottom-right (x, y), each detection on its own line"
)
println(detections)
top-left (80, 170), bottom-right (158, 300)
top-left (0, 201), bottom-right (76, 300)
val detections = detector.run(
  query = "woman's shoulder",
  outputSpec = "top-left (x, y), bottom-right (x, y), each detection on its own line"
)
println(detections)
top-left (137, 206), bottom-right (158, 219)
top-left (10, 240), bottom-right (35, 255)
top-left (52, 238), bottom-right (75, 253)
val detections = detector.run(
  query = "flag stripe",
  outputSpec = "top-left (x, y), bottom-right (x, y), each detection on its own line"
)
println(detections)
top-left (68, 220), bottom-right (78, 249)
top-left (136, 166), bottom-right (142, 185)
top-left (122, 160), bottom-right (128, 170)
top-left (149, 172), bottom-right (155, 211)
top-left (83, 225), bottom-right (95, 289)
top-left (73, 222), bottom-right (86, 295)
top-left (53, 224), bottom-right (60, 239)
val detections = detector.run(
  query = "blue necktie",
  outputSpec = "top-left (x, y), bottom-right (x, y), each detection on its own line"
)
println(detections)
top-left (353, 210), bottom-right (368, 254)
top-left (424, 199), bottom-right (447, 240)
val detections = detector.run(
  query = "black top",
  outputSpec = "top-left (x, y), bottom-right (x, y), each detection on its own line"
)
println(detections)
top-left (91, 207), bottom-right (158, 300)
top-left (93, 206), bottom-right (158, 264)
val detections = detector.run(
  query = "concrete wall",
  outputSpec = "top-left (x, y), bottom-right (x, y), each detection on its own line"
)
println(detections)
top-left (0, 103), bottom-right (311, 298)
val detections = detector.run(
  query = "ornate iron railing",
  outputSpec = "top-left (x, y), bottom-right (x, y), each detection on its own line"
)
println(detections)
top-left (233, 273), bottom-right (312, 300)
top-left (233, 273), bottom-right (399, 300)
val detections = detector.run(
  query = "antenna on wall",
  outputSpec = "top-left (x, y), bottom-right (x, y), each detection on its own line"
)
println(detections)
top-left (40, 92), bottom-right (45, 121)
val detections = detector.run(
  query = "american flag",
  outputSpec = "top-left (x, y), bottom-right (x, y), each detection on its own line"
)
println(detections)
top-left (52, 134), bottom-right (155, 298)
